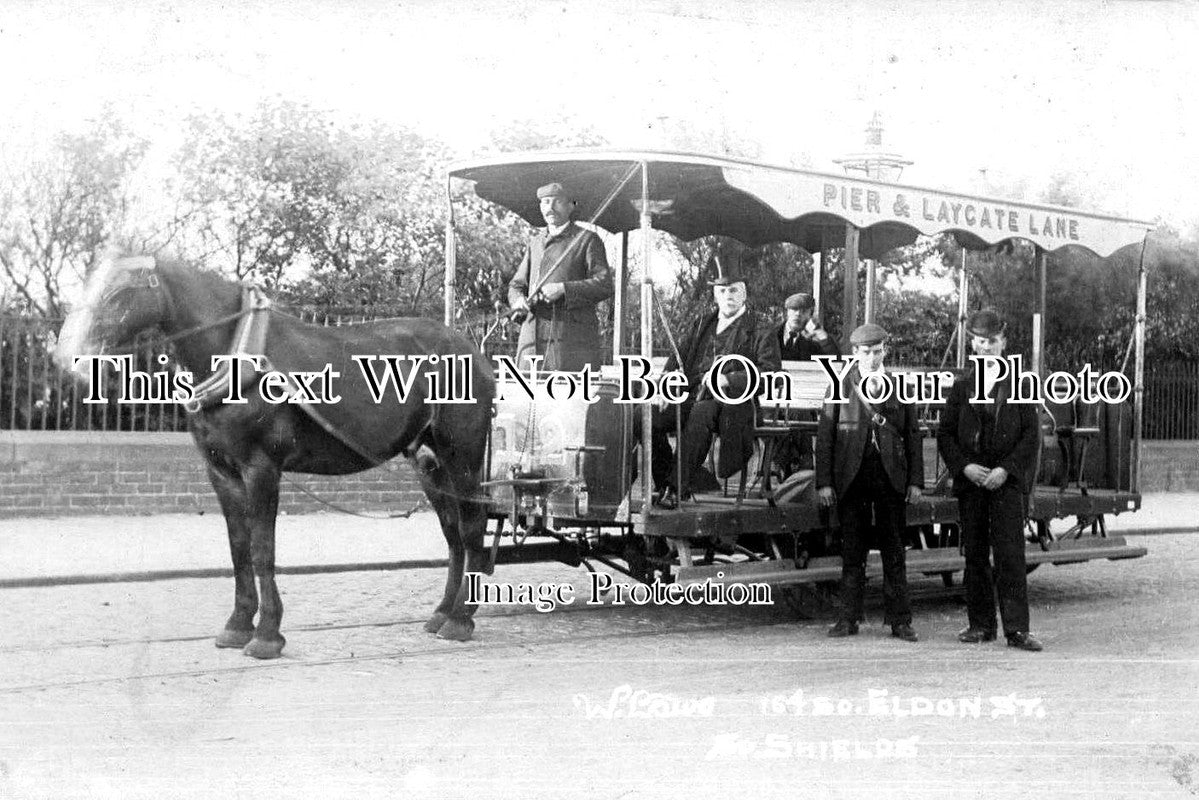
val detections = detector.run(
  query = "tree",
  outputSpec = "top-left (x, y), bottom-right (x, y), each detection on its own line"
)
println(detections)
top-left (171, 100), bottom-right (461, 319)
top-left (486, 118), bottom-right (608, 153)
top-left (0, 112), bottom-right (148, 317)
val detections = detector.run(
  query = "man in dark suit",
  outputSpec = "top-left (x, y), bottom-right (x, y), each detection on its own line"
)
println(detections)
top-left (508, 182), bottom-right (613, 371)
top-left (654, 258), bottom-right (781, 507)
top-left (774, 292), bottom-right (839, 475)
top-left (937, 309), bottom-right (1043, 652)
top-left (777, 292), bottom-right (839, 361)
top-left (816, 323), bottom-right (924, 642)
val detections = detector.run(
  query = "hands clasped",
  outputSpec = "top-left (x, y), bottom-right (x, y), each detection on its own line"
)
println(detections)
top-left (964, 464), bottom-right (1008, 490)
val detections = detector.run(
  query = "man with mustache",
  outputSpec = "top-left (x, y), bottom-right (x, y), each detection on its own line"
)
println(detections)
top-left (508, 182), bottom-right (613, 371)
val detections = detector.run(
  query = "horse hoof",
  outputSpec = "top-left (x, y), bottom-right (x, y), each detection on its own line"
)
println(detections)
top-left (423, 612), bottom-right (449, 635)
top-left (243, 637), bottom-right (285, 660)
top-left (436, 618), bottom-right (475, 642)
top-left (215, 628), bottom-right (254, 649)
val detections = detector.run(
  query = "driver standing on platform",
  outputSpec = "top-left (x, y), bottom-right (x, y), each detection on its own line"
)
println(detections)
top-left (507, 182), bottom-right (613, 372)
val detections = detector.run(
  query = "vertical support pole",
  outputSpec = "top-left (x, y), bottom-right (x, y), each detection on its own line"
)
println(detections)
top-left (956, 248), bottom-right (968, 369)
top-left (616, 230), bottom-right (630, 511)
top-left (1033, 250), bottom-right (1047, 376)
top-left (812, 251), bottom-right (823, 319)
top-left (1132, 237), bottom-right (1148, 494)
top-left (864, 257), bottom-right (876, 324)
top-left (614, 231), bottom-right (628, 365)
top-left (639, 163), bottom-right (654, 525)
top-left (842, 226), bottom-right (860, 335)
top-left (443, 177), bottom-right (456, 328)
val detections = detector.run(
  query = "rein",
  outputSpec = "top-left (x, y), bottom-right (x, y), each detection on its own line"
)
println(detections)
top-left (96, 259), bottom-right (492, 518)
top-left (133, 265), bottom-right (397, 469)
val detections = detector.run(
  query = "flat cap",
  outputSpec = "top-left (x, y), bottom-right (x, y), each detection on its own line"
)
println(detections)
top-left (536, 182), bottom-right (571, 200)
top-left (784, 292), bottom-right (815, 311)
top-left (849, 323), bottom-right (888, 347)
top-left (966, 308), bottom-right (1007, 338)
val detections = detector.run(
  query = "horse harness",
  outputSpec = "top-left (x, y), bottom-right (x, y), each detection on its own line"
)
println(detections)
top-left (120, 261), bottom-right (431, 470)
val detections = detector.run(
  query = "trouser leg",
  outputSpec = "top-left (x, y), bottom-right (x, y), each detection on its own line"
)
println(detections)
top-left (991, 485), bottom-right (1031, 635)
top-left (680, 400), bottom-right (719, 493)
top-left (836, 489), bottom-right (870, 624)
top-left (959, 489), bottom-right (999, 633)
top-left (877, 498), bottom-right (912, 626)
top-left (635, 405), bottom-right (688, 492)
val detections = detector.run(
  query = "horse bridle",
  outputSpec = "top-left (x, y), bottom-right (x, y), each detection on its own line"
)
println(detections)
top-left (99, 258), bottom-right (267, 349)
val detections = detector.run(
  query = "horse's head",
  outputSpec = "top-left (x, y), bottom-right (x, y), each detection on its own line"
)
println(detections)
top-left (54, 254), bottom-right (170, 377)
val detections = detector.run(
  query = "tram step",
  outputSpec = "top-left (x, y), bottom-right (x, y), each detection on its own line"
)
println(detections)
top-left (676, 537), bottom-right (1147, 588)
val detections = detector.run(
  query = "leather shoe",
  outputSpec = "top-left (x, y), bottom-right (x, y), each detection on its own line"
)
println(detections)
top-left (957, 626), bottom-right (998, 643)
top-left (1006, 632), bottom-right (1044, 652)
top-left (653, 488), bottom-right (678, 510)
top-left (827, 620), bottom-right (859, 637)
top-left (891, 624), bottom-right (919, 642)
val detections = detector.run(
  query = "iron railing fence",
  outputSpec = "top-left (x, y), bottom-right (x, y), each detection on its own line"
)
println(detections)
top-left (1144, 359), bottom-right (1199, 440)
top-left (3, 313), bottom-right (1196, 438)
top-left (1, 315), bottom-right (188, 433)
top-left (0, 311), bottom-right (518, 433)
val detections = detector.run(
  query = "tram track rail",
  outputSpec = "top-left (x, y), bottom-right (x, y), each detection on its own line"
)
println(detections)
top-left (3, 524), bottom-right (1186, 592)
top-left (0, 613), bottom-right (789, 696)
top-left (0, 580), bottom-right (976, 695)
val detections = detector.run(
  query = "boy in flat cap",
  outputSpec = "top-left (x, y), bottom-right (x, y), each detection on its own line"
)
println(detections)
top-left (816, 323), bottom-right (923, 642)
top-left (937, 308), bottom-right (1043, 651)
top-left (507, 182), bottom-right (613, 371)
top-left (777, 292), bottom-right (839, 361)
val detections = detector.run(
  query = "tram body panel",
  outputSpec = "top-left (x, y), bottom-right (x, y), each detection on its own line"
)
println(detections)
top-left (489, 376), bottom-right (631, 522)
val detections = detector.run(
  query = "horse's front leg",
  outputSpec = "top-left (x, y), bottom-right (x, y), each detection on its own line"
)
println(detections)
top-left (241, 454), bottom-right (286, 660)
top-left (206, 462), bottom-right (258, 649)
top-left (437, 493), bottom-right (490, 642)
top-left (420, 465), bottom-right (466, 636)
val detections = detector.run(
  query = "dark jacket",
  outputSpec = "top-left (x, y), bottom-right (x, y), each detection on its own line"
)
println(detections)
top-left (668, 307), bottom-right (781, 479)
top-left (508, 222), bottom-right (613, 371)
top-left (777, 324), bottom-right (840, 361)
top-left (815, 366), bottom-right (924, 498)
top-left (936, 368), bottom-right (1041, 496)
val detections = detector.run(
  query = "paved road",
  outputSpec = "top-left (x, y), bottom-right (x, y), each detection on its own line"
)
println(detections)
top-left (1, 531), bottom-right (1197, 799)
top-left (0, 492), bottom-right (1193, 587)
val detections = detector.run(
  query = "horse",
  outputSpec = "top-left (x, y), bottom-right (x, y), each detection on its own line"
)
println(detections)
top-left (54, 254), bottom-right (496, 659)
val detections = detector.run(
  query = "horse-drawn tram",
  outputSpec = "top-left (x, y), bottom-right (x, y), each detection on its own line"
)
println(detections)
top-left (50, 150), bottom-right (1156, 657)
top-left (446, 150), bottom-right (1153, 593)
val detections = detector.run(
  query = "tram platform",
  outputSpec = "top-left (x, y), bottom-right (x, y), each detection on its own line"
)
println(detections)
top-left (0, 492), bottom-right (1195, 589)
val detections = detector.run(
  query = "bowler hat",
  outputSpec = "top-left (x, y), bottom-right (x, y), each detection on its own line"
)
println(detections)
top-left (536, 182), bottom-right (572, 200)
top-left (966, 308), bottom-right (1007, 338)
top-left (849, 323), bottom-right (888, 347)
top-left (784, 292), bottom-right (815, 311)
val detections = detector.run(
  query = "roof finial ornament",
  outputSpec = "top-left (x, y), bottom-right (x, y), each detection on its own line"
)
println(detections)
top-left (834, 111), bottom-right (913, 183)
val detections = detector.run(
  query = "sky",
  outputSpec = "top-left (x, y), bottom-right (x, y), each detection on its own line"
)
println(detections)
top-left (1, 0), bottom-right (1196, 231)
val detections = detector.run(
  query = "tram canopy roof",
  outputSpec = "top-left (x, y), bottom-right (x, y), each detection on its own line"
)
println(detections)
top-left (449, 149), bottom-right (1153, 259)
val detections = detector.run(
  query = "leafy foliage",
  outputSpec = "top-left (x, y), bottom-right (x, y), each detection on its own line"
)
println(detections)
top-left (0, 112), bottom-right (148, 316)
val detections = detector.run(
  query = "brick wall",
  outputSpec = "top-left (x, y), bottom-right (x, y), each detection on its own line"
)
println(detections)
top-left (0, 431), bottom-right (425, 518)
top-left (0, 431), bottom-right (1195, 518)
top-left (1139, 441), bottom-right (1199, 493)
